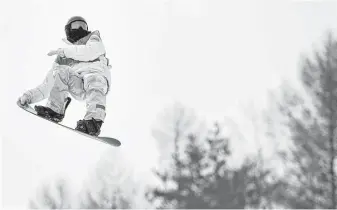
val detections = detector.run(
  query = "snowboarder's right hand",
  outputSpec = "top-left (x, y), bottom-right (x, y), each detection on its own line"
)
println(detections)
top-left (18, 94), bottom-right (30, 107)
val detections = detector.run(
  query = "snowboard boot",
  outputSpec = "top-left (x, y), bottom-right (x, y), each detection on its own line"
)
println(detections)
top-left (34, 97), bottom-right (71, 123)
top-left (75, 118), bottom-right (103, 136)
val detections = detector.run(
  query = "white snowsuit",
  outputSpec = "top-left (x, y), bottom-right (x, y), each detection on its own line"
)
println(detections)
top-left (23, 30), bottom-right (111, 121)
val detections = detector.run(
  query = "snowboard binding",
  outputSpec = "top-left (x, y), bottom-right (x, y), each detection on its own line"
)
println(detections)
top-left (75, 118), bottom-right (103, 137)
top-left (34, 97), bottom-right (71, 123)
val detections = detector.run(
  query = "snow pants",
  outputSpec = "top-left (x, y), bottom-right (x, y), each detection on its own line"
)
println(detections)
top-left (46, 67), bottom-right (108, 121)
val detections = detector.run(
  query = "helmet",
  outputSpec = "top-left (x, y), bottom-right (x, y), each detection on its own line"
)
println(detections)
top-left (65, 16), bottom-right (88, 29)
top-left (66, 16), bottom-right (87, 25)
top-left (65, 16), bottom-right (90, 43)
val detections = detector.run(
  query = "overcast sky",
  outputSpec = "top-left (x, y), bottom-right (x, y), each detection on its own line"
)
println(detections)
top-left (2, 0), bottom-right (337, 208)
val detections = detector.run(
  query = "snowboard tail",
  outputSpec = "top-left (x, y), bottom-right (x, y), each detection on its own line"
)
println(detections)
top-left (17, 101), bottom-right (121, 147)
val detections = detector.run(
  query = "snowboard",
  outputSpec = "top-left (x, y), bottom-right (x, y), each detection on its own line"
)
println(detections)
top-left (17, 101), bottom-right (121, 147)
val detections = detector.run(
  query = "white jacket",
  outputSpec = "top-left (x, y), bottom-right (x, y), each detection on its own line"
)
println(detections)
top-left (24, 30), bottom-right (111, 104)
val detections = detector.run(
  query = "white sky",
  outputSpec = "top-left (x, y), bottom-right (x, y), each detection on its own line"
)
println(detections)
top-left (2, 0), bottom-right (337, 208)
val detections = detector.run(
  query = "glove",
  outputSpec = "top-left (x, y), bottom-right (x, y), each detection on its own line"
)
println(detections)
top-left (47, 48), bottom-right (65, 57)
top-left (17, 94), bottom-right (31, 107)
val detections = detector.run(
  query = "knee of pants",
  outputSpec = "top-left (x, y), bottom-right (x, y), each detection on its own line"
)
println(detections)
top-left (53, 68), bottom-right (70, 85)
top-left (83, 74), bottom-right (108, 95)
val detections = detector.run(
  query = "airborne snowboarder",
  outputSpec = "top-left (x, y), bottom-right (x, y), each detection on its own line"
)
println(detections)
top-left (18, 16), bottom-right (111, 137)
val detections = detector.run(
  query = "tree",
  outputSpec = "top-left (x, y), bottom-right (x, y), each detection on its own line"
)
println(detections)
top-left (147, 104), bottom-right (281, 209)
top-left (79, 187), bottom-right (131, 209)
top-left (77, 148), bottom-right (150, 209)
top-left (201, 122), bottom-right (244, 209)
top-left (29, 149), bottom-right (146, 209)
top-left (265, 32), bottom-right (337, 208)
top-left (147, 104), bottom-right (209, 208)
top-left (28, 178), bottom-right (72, 209)
top-left (149, 133), bottom-right (212, 208)
top-left (203, 122), bottom-right (281, 209)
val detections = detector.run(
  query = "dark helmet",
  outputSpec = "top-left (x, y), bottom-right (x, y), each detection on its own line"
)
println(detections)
top-left (65, 16), bottom-right (90, 43)
top-left (65, 16), bottom-right (87, 28)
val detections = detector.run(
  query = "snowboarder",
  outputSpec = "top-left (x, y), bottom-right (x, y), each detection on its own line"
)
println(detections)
top-left (18, 16), bottom-right (111, 137)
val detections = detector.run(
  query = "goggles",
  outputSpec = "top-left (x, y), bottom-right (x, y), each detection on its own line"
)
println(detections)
top-left (70, 21), bottom-right (88, 30)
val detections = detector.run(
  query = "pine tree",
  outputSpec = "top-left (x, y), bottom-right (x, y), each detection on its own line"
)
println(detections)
top-left (148, 104), bottom-right (283, 209)
top-left (266, 32), bottom-right (337, 208)
top-left (148, 133), bottom-right (211, 208)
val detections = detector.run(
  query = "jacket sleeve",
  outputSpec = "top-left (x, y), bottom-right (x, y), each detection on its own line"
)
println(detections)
top-left (63, 34), bottom-right (106, 62)
top-left (23, 63), bottom-right (58, 104)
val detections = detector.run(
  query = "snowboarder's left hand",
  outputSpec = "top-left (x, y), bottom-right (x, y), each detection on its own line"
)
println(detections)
top-left (47, 48), bottom-right (65, 57)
